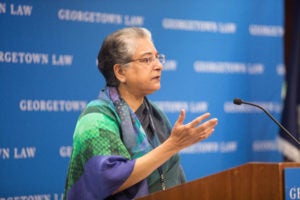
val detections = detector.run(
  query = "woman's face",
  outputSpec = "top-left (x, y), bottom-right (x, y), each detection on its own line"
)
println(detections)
top-left (121, 38), bottom-right (163, 97)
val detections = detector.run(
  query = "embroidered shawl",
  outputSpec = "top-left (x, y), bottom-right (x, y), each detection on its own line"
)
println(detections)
top-left (63, 87), bottom-right (185, 200)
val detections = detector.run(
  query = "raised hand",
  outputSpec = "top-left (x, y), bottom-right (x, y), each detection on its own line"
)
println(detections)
top-left (169, 109), bottom-right (218, 151)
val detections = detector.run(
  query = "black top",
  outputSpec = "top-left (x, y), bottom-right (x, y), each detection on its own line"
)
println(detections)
top-left (135, 99), bottom-right (167, 144)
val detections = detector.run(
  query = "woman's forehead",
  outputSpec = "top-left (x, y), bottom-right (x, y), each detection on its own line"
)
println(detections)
top-left (133, 39), bottom-right (157, 56)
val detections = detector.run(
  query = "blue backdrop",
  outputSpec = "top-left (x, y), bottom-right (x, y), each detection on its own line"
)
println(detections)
top-left (0, 0), bottom-right (284, 198)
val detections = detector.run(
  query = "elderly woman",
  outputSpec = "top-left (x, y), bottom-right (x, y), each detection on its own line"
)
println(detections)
top-left (63, 27), bottom-right (218, 200)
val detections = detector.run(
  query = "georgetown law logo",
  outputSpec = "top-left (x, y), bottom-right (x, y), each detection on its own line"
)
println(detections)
top-left (285, 168), bottom-right (300, 200)
top-left (0, 3), bottom-right (33, 16)
top-left (19, 99), bottom-right (86, 112)
top-left (0, 51), bottom-right (73, 66)
top-left (154, 101), bottom-right (208, 113)
top-left (162, 18), bottom-right (236, 34)
top-left (0, 147), bottom-right (36, 159)
top-left (0, 193), bottom-right (64, 200)
top-left (57, 8), bottom-right (144, 26)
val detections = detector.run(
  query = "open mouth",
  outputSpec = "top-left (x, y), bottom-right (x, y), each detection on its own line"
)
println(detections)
top-left (152, 75), bottom-right (161, 81)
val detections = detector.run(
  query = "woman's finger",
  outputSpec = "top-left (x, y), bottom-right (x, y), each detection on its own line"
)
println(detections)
top-left (174, 109), bottom-right (186, 126)
top-left (188, 112), bottom-right (211, 128)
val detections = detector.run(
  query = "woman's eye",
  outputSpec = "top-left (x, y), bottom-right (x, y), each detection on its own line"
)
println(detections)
top-left (141, 57), bottom-right (152, 63)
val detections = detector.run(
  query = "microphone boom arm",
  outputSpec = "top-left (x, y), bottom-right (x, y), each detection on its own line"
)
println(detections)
top-left (234, 98), bottom-right (300, 145)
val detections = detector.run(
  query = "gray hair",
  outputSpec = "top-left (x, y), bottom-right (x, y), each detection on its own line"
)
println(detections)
top-left (97, 27), bottom-right (152, 87)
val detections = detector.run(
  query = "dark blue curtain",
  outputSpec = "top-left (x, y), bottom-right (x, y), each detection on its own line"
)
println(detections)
top-left (280, 0), bottom-right (300, 161)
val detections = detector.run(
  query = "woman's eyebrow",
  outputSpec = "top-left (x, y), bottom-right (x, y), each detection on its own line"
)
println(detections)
top-left (138, 52), bottom-right (158, 57)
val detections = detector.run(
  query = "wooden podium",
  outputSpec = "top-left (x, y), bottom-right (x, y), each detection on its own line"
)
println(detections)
top-left (137, 162), bottom-right (300, 200)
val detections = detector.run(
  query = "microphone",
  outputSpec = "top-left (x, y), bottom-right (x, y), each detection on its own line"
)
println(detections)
top-left (233, 98), bottom-right (300, 145)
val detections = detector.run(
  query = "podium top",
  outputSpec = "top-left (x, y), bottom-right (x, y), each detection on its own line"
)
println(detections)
top-left (137, 162), bottom-right (300, 200)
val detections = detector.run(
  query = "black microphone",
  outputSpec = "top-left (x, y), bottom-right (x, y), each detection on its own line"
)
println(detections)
top-left (233, 98), bottom-right (300, 145)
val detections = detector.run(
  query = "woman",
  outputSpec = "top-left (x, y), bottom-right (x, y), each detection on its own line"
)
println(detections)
top-left (63, 27), bottom-right (218, 200)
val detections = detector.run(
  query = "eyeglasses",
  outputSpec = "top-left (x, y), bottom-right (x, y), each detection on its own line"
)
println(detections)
top-left (125, 54), bottom-right (166, 65)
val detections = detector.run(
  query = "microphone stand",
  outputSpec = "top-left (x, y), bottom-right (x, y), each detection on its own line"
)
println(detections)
top-left (233, 98), bottom-right (300, 146)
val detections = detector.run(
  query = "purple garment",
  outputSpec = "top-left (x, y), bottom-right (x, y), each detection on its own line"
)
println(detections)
top-left (66, 155), bottom-right (148, 200)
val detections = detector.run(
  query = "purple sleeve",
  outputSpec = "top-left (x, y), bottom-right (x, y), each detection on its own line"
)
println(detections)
top-left (66, 155), bottom-right (149, 200)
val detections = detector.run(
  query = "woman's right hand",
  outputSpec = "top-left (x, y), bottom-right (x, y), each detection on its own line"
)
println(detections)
top-left (168, 109), bottom-right (218, 152)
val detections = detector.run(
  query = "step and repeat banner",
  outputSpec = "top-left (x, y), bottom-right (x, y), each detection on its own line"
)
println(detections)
top-left (0, 0), bottom-right (284, 198)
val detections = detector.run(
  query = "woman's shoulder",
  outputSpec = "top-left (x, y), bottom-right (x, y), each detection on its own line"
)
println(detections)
top-left (75, 98), bottom-right (120, 131)
top-left (81, 98), bottom-right (115, 116)
top-left (73, 99), bottom-right (120, 141)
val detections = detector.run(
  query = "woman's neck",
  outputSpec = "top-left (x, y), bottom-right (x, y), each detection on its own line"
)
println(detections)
top-left (117, 86), bottom-right (144, 112)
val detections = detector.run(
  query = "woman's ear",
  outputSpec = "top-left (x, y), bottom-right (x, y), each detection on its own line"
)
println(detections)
top-left (113, 64), bottom-right (126, 83)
